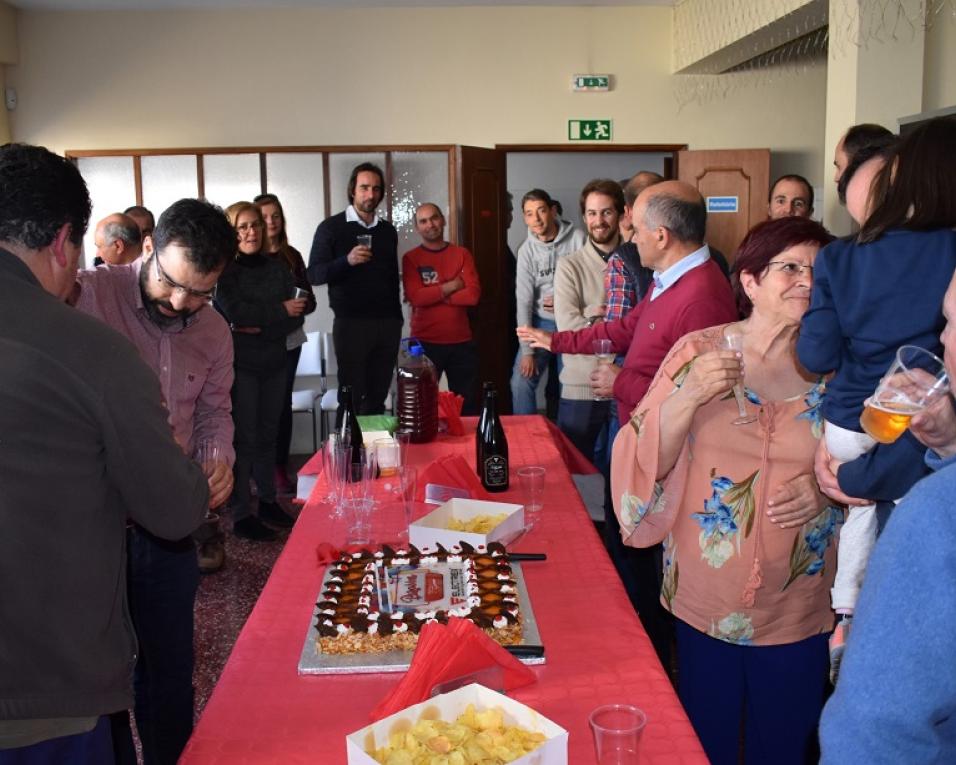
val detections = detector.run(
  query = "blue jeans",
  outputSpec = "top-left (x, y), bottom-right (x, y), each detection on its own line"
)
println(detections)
top-left (510, 317), bottom-right (558, 415)
top-left (111, 526), bottom-right (199, 765)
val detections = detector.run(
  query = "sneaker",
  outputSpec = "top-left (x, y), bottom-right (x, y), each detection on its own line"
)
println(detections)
top-left (233, 515), bottom-right (278, 542)
top-left (275, 466), bottom-right (295, 496)
top-left (198, 539), bottom-right (225, 574)
top-left (258, 500), bottom-right (295, 529)
top-left (829, 614), bottom-right (852, 685)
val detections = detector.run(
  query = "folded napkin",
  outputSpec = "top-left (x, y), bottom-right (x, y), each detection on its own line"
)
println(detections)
top-left (438, 391), bottom-right (466, 436)
top-left (415, 453), bottom-right (490, 503)
top-left (370, 617), bottom-right (536, 722)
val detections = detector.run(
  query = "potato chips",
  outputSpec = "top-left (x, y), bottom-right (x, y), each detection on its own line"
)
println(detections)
top-left (370, 704), bottom-right (546, 764)
top-left (446, 514), bottom-right (508, 535)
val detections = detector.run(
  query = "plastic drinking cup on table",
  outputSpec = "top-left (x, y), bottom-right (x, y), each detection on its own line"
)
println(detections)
top-left (374, 438), bottom-right (401, 478)
top-left (860, 344), bottom-right (949, 444)
top-left (589, 704), bottom-right (647, 765)
top-left (341, 446), bottom-right (376, 504)
top-left (517, 466), bottom-right (545, 527)
top-left (342, 498), bottom-right (375, 546)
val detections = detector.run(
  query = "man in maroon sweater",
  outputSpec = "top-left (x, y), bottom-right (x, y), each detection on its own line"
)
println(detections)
top-left (518, 181), bottom-right (737, 424)
top-left (518, 181), bottom-right (736, 667)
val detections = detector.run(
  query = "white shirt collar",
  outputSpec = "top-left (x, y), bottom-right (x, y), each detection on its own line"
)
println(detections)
top-left (346, 204), bottom-right (380, 230)
top-left (650, 244), bottom-right (711, 301)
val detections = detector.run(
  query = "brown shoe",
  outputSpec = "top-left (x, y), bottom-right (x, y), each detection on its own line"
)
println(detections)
top-left (198, 538), bottom-right (225, 574)
top-left (194, 513), bottom-right (226, 574)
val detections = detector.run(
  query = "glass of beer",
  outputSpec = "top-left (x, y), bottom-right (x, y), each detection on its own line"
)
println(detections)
top-left (860, 345), bottom-right (949, 444)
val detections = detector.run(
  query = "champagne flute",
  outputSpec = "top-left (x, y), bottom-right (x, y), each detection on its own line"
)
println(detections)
top-left (722, 331), bottom-right (756, 425)
top-left (193, 438), bottom-right (224, 518)
top-left (592, 338), bottom-right (615, 402)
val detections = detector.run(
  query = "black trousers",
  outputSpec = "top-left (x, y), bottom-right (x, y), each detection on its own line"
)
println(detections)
top-left (419, 340), bottom-right (479, 416)
top-left (275, 346), bottom-right (302, 467)
top-left (231, 364), bottom-right (286, 518)
top-left (332, 316), bottom-right (403, 416)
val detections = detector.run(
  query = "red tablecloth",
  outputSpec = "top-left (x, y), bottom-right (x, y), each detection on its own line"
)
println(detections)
top-left (181, 415), bottom-right (706, 764)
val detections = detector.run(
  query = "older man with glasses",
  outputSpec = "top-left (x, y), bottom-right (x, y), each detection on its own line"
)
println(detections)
top-left (71, 198), bottom-right (236, 765)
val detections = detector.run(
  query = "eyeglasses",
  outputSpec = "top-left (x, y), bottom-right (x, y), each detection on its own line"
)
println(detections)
top-left (153, 253), bottom-right (215, 300)
top-left (765, 261), bottom-right (813, 277)
top-left (236, 221), bottom-right (263, 233)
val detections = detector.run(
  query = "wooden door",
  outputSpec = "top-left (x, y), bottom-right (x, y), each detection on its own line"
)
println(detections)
top-left (677, 148), bottom-right (770, 265)
top-left (455, 146), bottom-right (512, 411)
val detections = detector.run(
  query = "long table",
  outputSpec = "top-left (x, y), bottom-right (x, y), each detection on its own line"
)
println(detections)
top-left (181, 415), bottom-right (706, 763)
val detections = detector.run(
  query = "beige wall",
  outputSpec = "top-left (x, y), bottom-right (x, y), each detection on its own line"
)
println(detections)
top-left (923, 9), bottom-right (956, 111)
top-left (7, 6), bottom-right (826, 184)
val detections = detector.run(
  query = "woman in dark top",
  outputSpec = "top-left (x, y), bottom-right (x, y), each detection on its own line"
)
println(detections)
top-left (254, 193), bottom-right (317, 494)
top-left (216, 201), bottom-right (305, 541)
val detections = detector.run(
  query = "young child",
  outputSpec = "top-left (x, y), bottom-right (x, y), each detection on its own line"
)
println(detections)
top-left (797, 118), bottom-right (956, 679)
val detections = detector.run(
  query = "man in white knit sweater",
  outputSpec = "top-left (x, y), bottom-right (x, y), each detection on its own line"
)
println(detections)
top-left (553, 179), bottom-right (625, 466)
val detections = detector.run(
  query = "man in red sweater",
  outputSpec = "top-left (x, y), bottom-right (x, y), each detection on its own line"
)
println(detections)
top-left (518, 181), bottom-right (737, 667)
top-left (402, 203), bottom-right (482, 413)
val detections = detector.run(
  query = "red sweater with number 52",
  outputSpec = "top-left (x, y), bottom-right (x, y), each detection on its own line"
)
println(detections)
top-left (402, 243), bottom-right (481, 344)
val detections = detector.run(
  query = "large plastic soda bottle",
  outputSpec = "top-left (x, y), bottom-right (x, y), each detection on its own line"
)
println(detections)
top-left (396, 339), bottom-right (439, 443)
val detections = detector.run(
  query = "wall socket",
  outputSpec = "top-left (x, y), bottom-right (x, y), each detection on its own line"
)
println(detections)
top-left (5, 88), bottom-right (17, 111)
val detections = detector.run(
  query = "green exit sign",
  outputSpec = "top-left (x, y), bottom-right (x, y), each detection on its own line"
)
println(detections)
top-left (572, 74), bottom-right (610, 91)
top-left (568, 119), bottom-right (613, 142)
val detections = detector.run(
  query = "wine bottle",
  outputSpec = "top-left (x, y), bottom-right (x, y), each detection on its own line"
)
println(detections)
top-left (338, 386), bottom-right (364, 481)
top-left (475, 381), bottom-right (494, 471)
top-left (477, 387), bottom-right (509, 492)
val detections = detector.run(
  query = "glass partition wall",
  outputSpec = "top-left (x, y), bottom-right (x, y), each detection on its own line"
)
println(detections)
top-left (70, 146), bottom-right (455, 339)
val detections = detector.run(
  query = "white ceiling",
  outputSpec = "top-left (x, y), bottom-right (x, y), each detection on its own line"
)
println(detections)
top-left (9, 0), bottom-right (674, 9)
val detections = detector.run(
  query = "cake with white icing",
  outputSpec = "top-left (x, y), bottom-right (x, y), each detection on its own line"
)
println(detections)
top-left (315, 541), bottom-right (522, 654)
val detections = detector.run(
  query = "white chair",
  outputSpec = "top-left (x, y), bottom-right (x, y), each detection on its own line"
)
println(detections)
top-left (319, 332), bottom-right (339, 439)
top-left (291, 332), bottom-right (324, 453)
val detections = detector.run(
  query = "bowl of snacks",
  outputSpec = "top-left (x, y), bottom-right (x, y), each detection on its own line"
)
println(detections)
top-left (347, 683), bottom-right (568, 764)
top-left (408, 498), bottom-right (525, 551)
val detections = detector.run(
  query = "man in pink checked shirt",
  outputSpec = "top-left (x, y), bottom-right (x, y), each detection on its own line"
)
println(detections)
top-left (72, 198), bottom-right (236, 765)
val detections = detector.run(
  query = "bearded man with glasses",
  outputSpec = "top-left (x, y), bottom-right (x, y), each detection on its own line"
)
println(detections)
top-left (70, 198), bottom-right (236, 765)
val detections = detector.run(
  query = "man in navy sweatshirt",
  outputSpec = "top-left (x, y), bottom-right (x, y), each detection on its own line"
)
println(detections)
top-left (307, 162), bottom-right (402, 417)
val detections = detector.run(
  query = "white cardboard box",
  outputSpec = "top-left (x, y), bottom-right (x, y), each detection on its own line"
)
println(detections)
top-left (346, 683), bottom-right (568, 764)
top-left (409, 498), bottom-right (525, 551)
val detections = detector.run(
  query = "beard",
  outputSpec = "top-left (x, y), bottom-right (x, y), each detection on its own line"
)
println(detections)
top-left (589, 225), bottom-right (617, 246)
top-left (139, 260), bottom-right (197, 328)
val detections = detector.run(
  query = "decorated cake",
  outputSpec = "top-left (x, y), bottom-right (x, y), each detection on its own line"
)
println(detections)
top-left (315, 541), bottom-right (522, 654)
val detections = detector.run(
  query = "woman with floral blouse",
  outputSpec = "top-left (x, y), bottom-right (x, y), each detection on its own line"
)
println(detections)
top-left (611, 216), bottom-right (838, 765)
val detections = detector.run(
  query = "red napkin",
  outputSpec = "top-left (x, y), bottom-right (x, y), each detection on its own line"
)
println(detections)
top-left (370, 617), bottom-right (536, 722)
top-left (438, 391), bottom-right (465, 436)
top-left (415, 454), bottom-right (490, 503)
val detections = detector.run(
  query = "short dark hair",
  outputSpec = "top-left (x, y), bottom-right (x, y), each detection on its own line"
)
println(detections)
top-left (579, 178), bottom-right (626, 217)
top-left (842, 123), bottom-right (895, 162)
top-left (152, 198), bottom-right (235, 275)
top-left (103, 216), bottom-right (141, 247)
top-left (837, 140), bottom-right (896, 205)
top-left (521, 188), bottom-right (553, 209)
top-left (733, 217), bottom-right (834, 317)
top-left (858, 117), bottom-right (956, 243)
top-left (769, 174), bottom-right (814, 211)
top-left (347, 162), bottom-right (385, 204)
top-left (0, 143), bottom-right (91, 249)
top-left (642, 192), bottom-right (706, 244)
top-left (124, 205), bottom-right (154, 223)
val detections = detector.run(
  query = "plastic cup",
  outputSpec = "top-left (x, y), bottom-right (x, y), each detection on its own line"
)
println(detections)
top-left (860, 345), bottom-right (949, 444)
top-left (592, 339), bottom-right (615, 401)
top-left (374, 438), bottom-right (401, 478)
top-left (589, 704), bottom-right (647, 765)
top-left (356, 234), bottom-right (373, 251)
top-left (342, 498), bottom-right (374, 546)
top-left (517, 466), bottom-right (545, 526)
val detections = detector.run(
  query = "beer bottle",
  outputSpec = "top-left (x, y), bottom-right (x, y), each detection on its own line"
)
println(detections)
top-left (338, 386), bottom-right (364, 481)
top-left (477, 386), bottom-right (509, 492)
